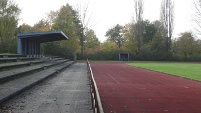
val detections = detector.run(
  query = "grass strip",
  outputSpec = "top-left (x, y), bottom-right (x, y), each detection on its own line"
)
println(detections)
top-left (128, 62), bottom-right (201, 81)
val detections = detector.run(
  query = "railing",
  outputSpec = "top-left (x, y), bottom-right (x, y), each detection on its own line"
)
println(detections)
top-left (87, 59), bottom-right (104, 113)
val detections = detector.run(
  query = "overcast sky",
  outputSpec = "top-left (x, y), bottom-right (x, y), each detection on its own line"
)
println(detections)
top-left (14, 0), bottom-right (194, 42)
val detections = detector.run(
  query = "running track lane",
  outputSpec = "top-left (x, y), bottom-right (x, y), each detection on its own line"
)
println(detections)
top-left (91, 62), bottom-right (201, 113)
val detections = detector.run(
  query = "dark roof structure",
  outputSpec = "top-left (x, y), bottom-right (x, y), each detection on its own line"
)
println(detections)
top-left (17, 31), bottom-right (68, 43)
top-left (17, 31), bottom-right (68, 56)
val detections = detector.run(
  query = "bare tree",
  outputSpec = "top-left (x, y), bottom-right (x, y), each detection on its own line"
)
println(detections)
top-left (133, 0), bottom-right (144, 52)
top-left (75, 1), bottom-right (93, 57)
top-left (160, 0), bottom-right (174, 52)
top-left (193, 0), bottom-right (201, 35)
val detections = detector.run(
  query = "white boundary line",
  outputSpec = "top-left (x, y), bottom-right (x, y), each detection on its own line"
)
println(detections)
top-left (107, 73), bottom-right (120, 84)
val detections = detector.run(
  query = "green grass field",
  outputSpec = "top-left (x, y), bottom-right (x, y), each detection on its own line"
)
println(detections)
top-left (128, 62), bottom-right (201, 81)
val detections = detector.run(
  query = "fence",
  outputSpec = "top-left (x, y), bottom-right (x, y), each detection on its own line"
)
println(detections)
top-left (87, 59), bottom-right (104, 113)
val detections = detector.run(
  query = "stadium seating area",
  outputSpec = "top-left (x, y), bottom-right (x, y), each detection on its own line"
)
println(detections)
top-left (0, 54), bottom-right (74, 104)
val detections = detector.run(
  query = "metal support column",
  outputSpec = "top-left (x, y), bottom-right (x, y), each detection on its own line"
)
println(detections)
top-left (24, 39), bottom-right (27, 55)
top-left (17, 38), bottom-right (22, 55)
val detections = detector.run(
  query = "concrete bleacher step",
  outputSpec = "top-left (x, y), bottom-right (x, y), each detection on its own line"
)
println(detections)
top-left (51, 57), bottom-right (65, 61)
top-left (48, 56), bottom-right (60, 58)
top-left (0, 61), bottom-right (75, 104)
top-left (0, 57), bottom-right (40, 63)
top-left (0, 59), bottom-right (45, 71)
top-left (0, 59), bottom-right (68, 83)
top-left (0, 54), bottom-right (26, 58)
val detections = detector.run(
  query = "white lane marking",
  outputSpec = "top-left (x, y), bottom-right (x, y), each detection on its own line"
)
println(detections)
top-left (180, 85), bottom-right (189, 88)
top-left (107, 73), bottom-right (120, 84)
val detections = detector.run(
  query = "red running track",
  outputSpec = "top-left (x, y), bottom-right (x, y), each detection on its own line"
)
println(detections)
top-left (91, 62), bottom-right (201, 113)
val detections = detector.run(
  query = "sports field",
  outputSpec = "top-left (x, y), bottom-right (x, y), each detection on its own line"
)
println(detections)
top-left (128, 62), bottom-right (201, 81)
top-left (91, 62), bottom-right (201, 113)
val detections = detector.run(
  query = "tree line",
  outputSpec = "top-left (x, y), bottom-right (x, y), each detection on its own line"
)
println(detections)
top-left (1, 0), bottom-right (201, 61)
top-left (100, 21), bottom-right (201, 61)
top-left (85, 0), bottom-right (201, 61)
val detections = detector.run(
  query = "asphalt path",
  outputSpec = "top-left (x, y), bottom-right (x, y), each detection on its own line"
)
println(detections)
top-left (0, 62), bottom-right (92, 113)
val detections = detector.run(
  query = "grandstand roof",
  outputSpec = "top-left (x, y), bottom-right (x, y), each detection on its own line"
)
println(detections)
top-left (17, 31), bottom-right (68, 43)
